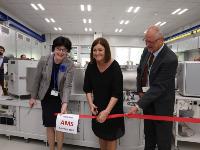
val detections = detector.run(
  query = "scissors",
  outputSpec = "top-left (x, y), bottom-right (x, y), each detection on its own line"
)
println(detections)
top-left (27, 107), bottom-right (32, 115)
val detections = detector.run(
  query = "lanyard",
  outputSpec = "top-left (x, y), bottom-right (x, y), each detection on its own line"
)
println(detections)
top-left (53, 65), bottom-right (58, 90)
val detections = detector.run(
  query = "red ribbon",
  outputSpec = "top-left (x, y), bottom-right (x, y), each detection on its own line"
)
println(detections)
top-left (55, 113), bottom-right (200, 123)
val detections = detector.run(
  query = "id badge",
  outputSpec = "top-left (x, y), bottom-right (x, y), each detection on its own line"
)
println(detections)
top-left (142, 86), bottom-right (149, 92)
top-left (51, 90), bottom-right (59, 96)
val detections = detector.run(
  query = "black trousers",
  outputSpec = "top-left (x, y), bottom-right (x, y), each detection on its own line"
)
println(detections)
top-left (143, 105), bottom-right (173, 150)
top-left (0, 78), bottom-right (8, 95)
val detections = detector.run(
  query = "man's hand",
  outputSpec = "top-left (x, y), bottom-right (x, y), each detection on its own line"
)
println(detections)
top-left (128, 106), bottom-right (138, 114)
top-left (29, 98), bottom-right (37, 108)
top-left (138, 92), bottom-right (144, 98)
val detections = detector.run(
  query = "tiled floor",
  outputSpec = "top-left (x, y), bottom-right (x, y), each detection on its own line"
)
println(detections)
top-left (0, 135), bottom-right (97, 150)
top-left (0, 135), bottom-right (200, 150)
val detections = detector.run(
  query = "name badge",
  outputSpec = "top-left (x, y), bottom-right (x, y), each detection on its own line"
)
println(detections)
top-left (142, 86), bottom-right (149, 92)
top-left (51, 90), bottom-right (59, 96)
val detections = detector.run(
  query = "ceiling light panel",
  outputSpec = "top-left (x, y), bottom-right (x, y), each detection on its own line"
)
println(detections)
top-left (115, 28), bottom-right (123, 33)
top-left (45, 18), bottom-right (50, 23)
top-left (87, 5), bottom-right (92, 11)
top-left (37, 4), bottom-right (45, 11)
top-left (88, 19), bottom-right (92, 24)
top-left (178, 8), bottom-right (188, 15)
top-left (120, 20), bottom-right (124, 24)
top-left (134, 7), bottom-right (140, 13)
top-left (84, 27), bottom-right (92, 32)
top-left (155, 21), bottom-right (161, 26)
top-left (171, 8), bottom-right (188, 15)
top-left (54, 27), bottom-right (62, 31)
top-left (171, 8), bottom-right (181, 15)
top-left (125, 20), bottom-right (130, 25)
top-left (160, 22), bottom-right (167, 26)
top-left (45, 18), bottom-right (55, 23)
top-left (82, 19), bottom-right (92, 24)
top-left (80, 4), bottom-right (92, 12)
top-left (50, 18), bottom-right (55, 23)
top-left (126, 6), bottom-right (140, 13)
top-left (127, 6), bottom-right (133, 13)
top-left (83, 19), bottom-right (87, 23)
top-left (80, 5), bottom-right (84, 11)
top-left (30, 3), bottom-right (38, 10)
top-left (119, 20), bottom-right (129, 25)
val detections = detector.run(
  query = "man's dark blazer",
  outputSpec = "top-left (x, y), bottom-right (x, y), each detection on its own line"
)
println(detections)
top-left (137, 44), bottom-right (178, 116)
top-left (0, 56), bottom-right (9, 81)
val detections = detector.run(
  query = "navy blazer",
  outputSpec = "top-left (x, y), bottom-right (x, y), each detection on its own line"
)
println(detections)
top-left (137, 44), bottom-right (178, 115)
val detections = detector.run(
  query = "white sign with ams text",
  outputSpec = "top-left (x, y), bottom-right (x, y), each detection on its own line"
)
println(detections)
top-left (56, 114), bottom-right (79, 134)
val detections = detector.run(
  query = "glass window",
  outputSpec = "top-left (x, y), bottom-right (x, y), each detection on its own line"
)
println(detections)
top-left (130, 48), bottom-right (143, 65)
top-left (114, 47), bottom-right (129, 65)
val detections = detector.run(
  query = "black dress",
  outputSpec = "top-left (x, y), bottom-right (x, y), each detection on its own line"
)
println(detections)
top-left (41, 62), bottom-right (62, 127)
top-left (83, 60), bottom-right (125, 140)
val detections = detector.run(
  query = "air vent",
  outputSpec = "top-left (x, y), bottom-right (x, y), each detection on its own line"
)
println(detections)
top-left (35, 41), bottom-right (38, 45)
top-left (26, 37), bottom-right (31, 42)
top-left (44, 45), bottom-right (46, 49)
top-left (1, 26), bottom-right (9, 34)
top-left (17, 33), bottom-right (23, 40)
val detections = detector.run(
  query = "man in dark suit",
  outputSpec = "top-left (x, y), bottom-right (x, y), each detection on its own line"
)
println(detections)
top-left (0, 46), bottom-right (9, 95)
top-left (129, 26), bottom-right (178, 150)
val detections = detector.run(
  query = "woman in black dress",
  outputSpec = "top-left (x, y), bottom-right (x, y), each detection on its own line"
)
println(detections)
top-left (83, 38), bottom-right (125, 150)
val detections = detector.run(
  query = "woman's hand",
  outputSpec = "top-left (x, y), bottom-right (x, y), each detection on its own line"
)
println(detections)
top-left (29, 98), bottom-right (37, 108)
top-left (89, 103), bottom-right (98, 115)
top-left (60, 103), bottom-right (67, 114)
top-left (96, 110), bottom-right (110, 123)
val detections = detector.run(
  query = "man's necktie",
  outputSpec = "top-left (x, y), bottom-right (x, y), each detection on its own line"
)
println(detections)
top-left (148, 53), bottom-right (154, 69)
top-left (141, 53), bottom-right (154, 87)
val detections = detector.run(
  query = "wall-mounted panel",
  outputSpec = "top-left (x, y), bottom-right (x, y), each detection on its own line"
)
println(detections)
top-left (31, 39), bottom-right (42, 60)
top-left (178, 37), bottom-right (198, 52)
top-left (0, 25), bottom-right (16, 57)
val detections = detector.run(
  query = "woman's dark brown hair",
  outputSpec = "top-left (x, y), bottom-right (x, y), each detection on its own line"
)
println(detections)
top-left (90, 37), bottom-right (111, 63)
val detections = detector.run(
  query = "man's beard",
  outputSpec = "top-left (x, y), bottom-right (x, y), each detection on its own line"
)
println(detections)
top-left (0, 52), bottom-right (3, 56)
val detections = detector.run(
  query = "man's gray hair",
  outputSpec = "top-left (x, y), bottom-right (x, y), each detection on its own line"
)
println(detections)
top-left (147, 26), bottom-right (164, 39)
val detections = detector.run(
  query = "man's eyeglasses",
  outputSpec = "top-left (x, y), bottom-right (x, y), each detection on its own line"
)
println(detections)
top-left (143, 38), bottom-right (160, 44)
top-left (55, 47), bottom-right (68, 53)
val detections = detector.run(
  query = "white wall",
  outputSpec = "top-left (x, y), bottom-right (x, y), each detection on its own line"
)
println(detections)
top-left (45, 34), bottom-right (145, 47)
top-left (0, 24), bottom-right (50, 60)
top-left (0, 7), bottom-right (50, 60)
top-left (46, 33), bottom-right (145, 66)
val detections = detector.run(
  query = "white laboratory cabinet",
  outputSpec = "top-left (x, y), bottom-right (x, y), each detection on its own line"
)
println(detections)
top-left (0, 95), bottom-right (144, 150)
top-left (7, 60), bottom-right (38, 97)
top-left (175, 94), bottom-right (200, 149)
